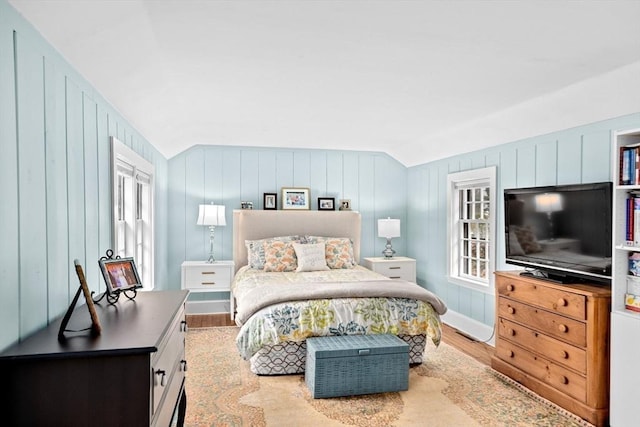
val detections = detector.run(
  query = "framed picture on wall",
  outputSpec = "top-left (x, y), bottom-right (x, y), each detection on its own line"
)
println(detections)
top-left (264, 193), bottom-right (277, 210)
top-left (318, 197), bottom-right (335, 211)
top-left (282, 187), bottom-right (310, 210)
top-left (99, 257), bottom-right (142, 294)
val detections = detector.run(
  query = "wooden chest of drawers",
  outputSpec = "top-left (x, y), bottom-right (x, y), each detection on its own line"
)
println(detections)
top-left (492, 271), bottom-right (611, 426)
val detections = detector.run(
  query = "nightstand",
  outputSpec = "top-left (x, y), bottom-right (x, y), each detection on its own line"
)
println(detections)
top-left (362, 256), bottom-right (416, 282)
top-left (181, 261), bottom-right (234, 314)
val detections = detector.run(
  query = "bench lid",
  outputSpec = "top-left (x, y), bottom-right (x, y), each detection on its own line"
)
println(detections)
top-left (307, 334), bottom-right (409, 358)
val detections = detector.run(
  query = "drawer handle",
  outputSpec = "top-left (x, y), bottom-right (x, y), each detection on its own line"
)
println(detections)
top-left (558, 324), bottom-right (568, 333)
top-left (181, 320), bottom-right (188, 332)
top-left (508, 350), bottom-right (514, 358)
top-left (358, 349), bottom-right (371, 356)
top-left (202, 271), bottom-right (217, 275)
top-left (389, 266), bottom-right (401, 270)
top-left (560, 376), bottom-right (569, 385)
top-left (561, 350), bottom-right (569, 359)
top-left (507, 306), bottom-right (515, 314)
top-left (201, 281), bottom-right (216, 285)
top-left (181, 360), bottom-right (188, 372)
top-left (507, 328), bottom-right (515, 337)
top-left (389, 276), bottom-right (401, 279)
top-left (156, 370), bottom-right (166, 387)
top-left (507, 284), bottom-right (514, 291)
top-left (557, 298), bottom-right (567, 307)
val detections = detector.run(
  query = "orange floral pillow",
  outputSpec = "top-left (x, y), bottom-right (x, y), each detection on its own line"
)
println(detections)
top-left (306, 236), bottom-right (355, 269)
top-left (262, 240), bottom-right (298, 272)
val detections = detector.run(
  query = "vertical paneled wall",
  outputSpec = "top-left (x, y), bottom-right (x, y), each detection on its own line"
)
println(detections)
top-left (407, 113), bottom-right (640, 328)
top-left (0, 2), bottom-right (168, 350)
top-left (167, 145), bottom-right (407, 295)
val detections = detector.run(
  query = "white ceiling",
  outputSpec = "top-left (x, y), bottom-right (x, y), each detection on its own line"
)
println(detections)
top-left (8, 0), bottom-right (640, 166)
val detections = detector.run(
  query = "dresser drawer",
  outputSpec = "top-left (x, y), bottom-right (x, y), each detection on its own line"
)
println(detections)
top-left (497, 317), bottom-right (586, 374)
top-left (496, 275), bottom-right (586, 320)
top-left (151, 305), bottom-right (186, 418)
top-left (496, 341), bottom-right (587, 403)
top-left (184, 264), bottom-right (232, 290)
top-left (498, 297), bottom-right (586, 347)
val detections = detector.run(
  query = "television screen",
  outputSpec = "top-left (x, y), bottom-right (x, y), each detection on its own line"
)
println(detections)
top-left (504, 182), bottom-right (612, 284)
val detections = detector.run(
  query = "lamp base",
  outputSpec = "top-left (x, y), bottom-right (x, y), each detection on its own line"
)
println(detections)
top-left (382, 239), bottom-right (396, 259)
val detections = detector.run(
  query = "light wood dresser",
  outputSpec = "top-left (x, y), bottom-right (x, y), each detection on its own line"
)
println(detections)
top-left (492, 271), bottom-right (611, 426)
top-left (0, 290), bottom-right (189, 427)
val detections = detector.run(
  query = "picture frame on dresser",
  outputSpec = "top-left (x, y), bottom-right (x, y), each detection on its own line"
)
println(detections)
top-left (282, 187), bottom-right (310, 210)
top-left (99, 257), bottom-right (142, 293)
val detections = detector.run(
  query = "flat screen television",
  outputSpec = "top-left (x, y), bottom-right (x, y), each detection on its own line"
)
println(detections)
top-left (504, 182), bottom-right (612, 284)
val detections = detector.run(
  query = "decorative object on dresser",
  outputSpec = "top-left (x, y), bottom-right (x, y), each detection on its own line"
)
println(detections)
top-left (0, 290), bottom-right (189, 427)
top-left (377, 217), bottom-right (401, 258)
top-left (318, 197), bottom-right (335, 211)
top-left (94, 249), bottom-right (142, 306)
top-left (263, 193), bottom-right (277, 210)
top-left (181, 260), bottom-right (234, 315)
top-left (362, 256), bottom-right (416, 282)
top-left (281, 187), bottom-right (310, 210)
top-left (196, 202), bottom-right (226, 263)
top-left (492, 271), bottom-right (611, 427)
top-left (338, 198), bottom-right (351, 210)
top-left (58, 259), bottom-right (102, 341)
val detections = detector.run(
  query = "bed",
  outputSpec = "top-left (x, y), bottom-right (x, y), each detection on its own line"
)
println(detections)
top-left (231, 209), bottom-right (447, 375)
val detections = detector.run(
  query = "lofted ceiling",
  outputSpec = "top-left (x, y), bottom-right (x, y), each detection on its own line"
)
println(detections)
top-left (8, 0), bottom-right (640, 166)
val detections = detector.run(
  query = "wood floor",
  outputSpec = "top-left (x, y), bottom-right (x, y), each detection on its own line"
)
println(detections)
top-left (186, 313), bottom-right (495, 367)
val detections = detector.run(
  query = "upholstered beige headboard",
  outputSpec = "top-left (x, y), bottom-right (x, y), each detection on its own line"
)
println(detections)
top-left (233, 210), bottom-right (361, 272)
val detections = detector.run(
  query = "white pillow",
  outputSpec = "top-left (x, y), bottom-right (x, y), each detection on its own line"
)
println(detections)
top-left (292, 242), bottom-right (329, 272)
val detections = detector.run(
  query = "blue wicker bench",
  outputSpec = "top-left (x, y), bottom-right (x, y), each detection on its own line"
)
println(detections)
top-left (305, 334), bottom-right (409, 398)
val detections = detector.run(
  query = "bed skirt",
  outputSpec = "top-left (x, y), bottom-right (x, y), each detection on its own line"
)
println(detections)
top-left (249, 334), bottom-right (427, 375)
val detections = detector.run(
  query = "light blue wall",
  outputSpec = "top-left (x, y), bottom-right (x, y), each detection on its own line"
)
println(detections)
top-left (0, 1), bottom-right (169, 350)
top-left (167, 145), bottom-right (408, 302)
top-left (407, 113), bottom-right (640, 327)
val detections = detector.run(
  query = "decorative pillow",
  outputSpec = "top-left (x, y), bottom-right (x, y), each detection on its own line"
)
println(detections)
top-left (245, 235), bottom-right (301, 269)
top-left (292, 242), bottom-right (329, 272)
top-left (263, 240), bottom-right (298, 272)
top-left (307, 236), bottom-right (356, 269)
top-left (512, 226), bottom-right (542, 254)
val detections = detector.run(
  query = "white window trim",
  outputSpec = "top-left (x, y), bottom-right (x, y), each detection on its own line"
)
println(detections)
top-left (446, 166), bottom-right (496, 294)
top-left (111, 137), bottom-right (155, 290)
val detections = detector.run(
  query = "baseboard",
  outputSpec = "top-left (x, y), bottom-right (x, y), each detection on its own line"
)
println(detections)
top-left (185, 300), bottom-right (230, 315)
top-left (441, 309), bottom-right (496, 347)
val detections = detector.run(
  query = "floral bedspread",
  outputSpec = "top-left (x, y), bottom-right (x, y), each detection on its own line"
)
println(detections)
top-left (233, 266), bottom-right (443, 360)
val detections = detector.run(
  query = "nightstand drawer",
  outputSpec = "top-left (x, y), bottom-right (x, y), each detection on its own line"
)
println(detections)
top-left (362, 257), bottom-right (416, 282)
top-left (184, 266), bottom-right (231, 290)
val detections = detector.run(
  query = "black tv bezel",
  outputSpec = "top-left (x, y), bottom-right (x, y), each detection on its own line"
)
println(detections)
top-left (503, 181), bottom-right (613, 285)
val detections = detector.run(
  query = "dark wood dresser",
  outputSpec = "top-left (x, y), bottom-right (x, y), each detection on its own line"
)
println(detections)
top-left (0, 290), bottom-right (189, 427)
top-left (492, 271), bottom-right (610, 426)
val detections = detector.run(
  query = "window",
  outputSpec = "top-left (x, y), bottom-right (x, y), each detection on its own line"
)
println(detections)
top-left (447, 166), bottom-right (496, 293)
top-left (111, 137), bottom-right (154, 289)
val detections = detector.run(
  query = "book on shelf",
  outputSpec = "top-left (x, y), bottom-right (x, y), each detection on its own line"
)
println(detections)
top-left (624, 193), bottom-right (640, 246)
top-left (620, 144), bottom-right (640, 185)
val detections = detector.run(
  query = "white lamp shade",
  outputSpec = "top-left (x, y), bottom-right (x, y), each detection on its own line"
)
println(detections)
top-left (378, 218), bottom-right (401, 238)
top-left (197, 204), bottom-right (226, 226)
top-left (534, 193), bottom-right (563, 213)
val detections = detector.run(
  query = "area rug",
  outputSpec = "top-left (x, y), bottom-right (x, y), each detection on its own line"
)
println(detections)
top-left (184, 327), bottom-right (592, 427)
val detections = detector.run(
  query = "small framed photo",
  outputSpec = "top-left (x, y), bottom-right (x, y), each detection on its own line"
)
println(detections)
top-left (339, 199), bottom-right (352, 211)
top-left (318, 197), bottom-right (335, 211)
top-left (282, 187), bottom-right (310, 210)
top-left (263, 193), bottom-right (277, 210)
top-left (99, 257), bottom-right (142, 294)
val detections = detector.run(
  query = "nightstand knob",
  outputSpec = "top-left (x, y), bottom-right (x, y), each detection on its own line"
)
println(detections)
top-left (507, 306), bottom-right (515, 315)
top-left (558, 324), bottom-right (568, 333)
top-left (557, 298), bottom-right (567, 307)
top-left (507, 284), bottom-right (514, 291)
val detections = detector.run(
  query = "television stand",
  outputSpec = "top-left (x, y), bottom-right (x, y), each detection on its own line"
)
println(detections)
top-left (519, 269), bottom-right (568, 284)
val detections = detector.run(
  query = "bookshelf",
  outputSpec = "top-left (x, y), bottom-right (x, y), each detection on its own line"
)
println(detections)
top-left (610, 128), bottom-right (640, 426)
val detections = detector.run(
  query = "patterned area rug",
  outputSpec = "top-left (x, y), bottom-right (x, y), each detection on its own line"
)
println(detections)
top-left (185, 327), bottom-right (593, 427)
